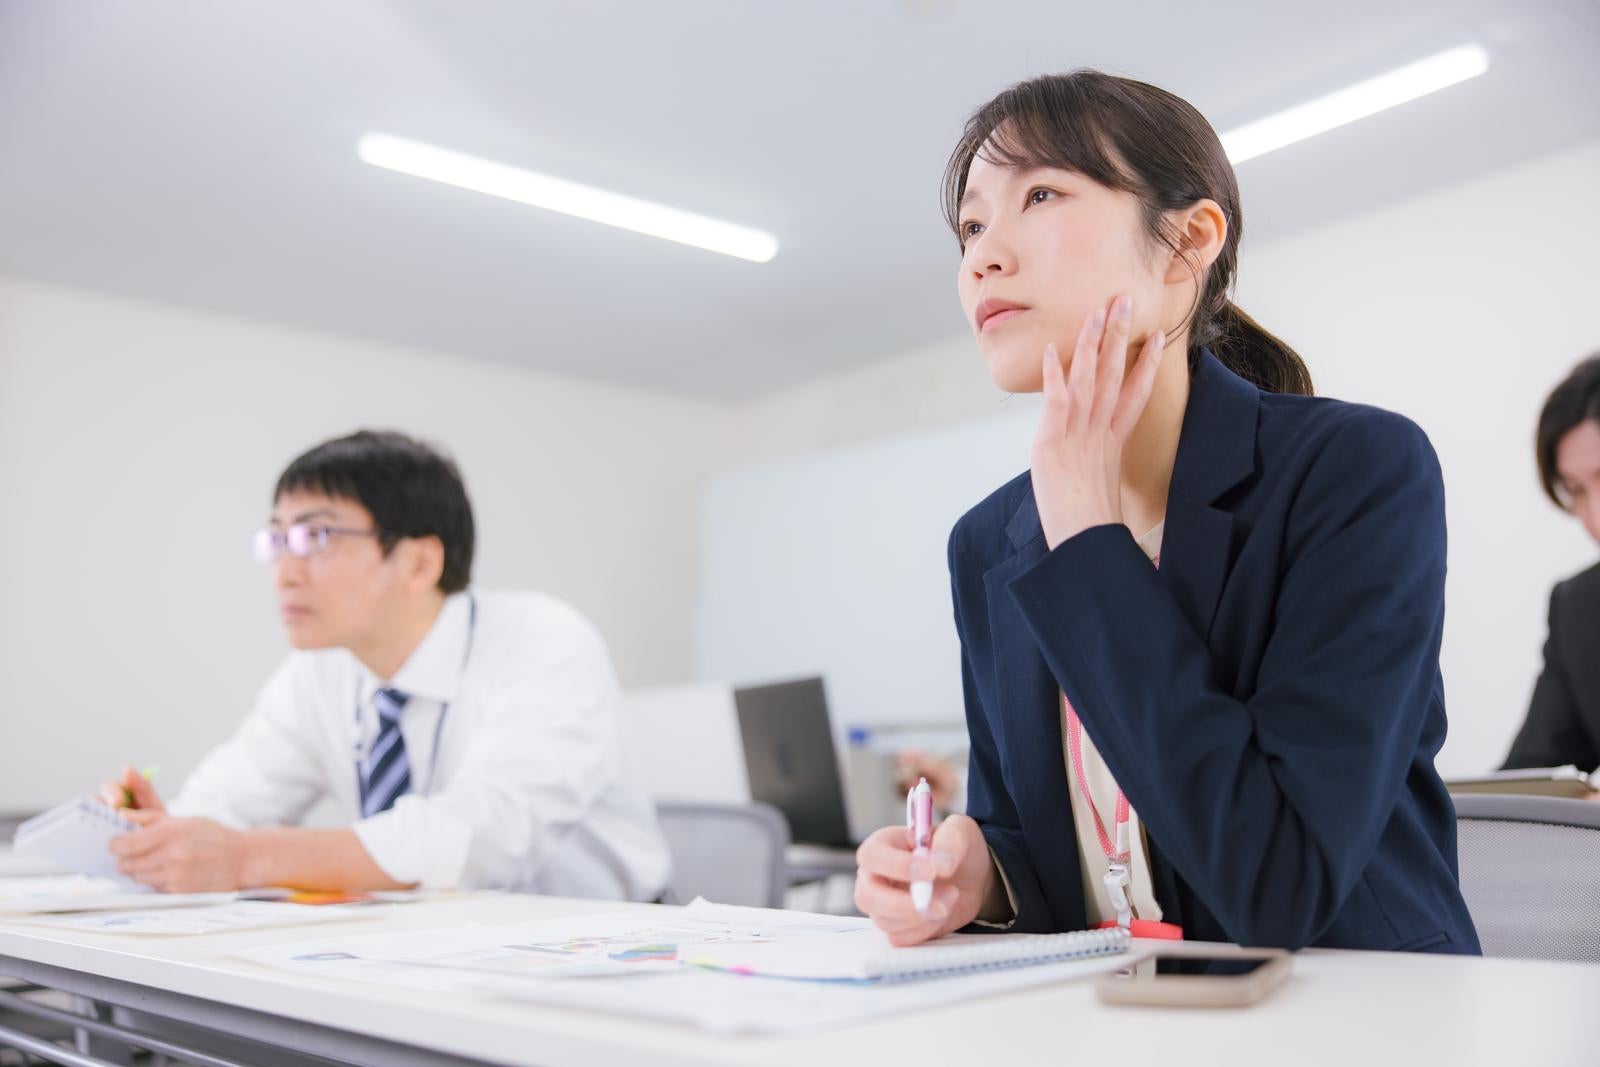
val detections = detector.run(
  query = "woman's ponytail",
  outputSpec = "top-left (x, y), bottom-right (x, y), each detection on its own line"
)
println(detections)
top-left (1204, 301), bottom-right (1313, 397)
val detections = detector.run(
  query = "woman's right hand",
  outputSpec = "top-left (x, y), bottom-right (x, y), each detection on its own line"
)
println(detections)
top-left (854, 813), bottom-right (995, 946)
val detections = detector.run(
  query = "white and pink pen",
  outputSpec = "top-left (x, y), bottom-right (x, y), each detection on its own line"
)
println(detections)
top-left (906, 776), bottom-right (934, 913)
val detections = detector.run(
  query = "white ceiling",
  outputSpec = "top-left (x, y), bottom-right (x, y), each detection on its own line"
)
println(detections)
top-left (1, 0), bottom-right (1597, 401)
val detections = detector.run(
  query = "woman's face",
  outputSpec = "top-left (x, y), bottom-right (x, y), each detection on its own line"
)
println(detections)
top-left (955, 153), bottom-right (1172, 394)
top-left (1555, 419), bottom-right (1600, 545)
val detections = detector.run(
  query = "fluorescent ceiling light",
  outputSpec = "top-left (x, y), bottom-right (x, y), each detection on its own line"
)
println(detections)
top-left (357, 133), bottom-right (780, 264)
top-left (1220, 44), bottom-right (1490, 165)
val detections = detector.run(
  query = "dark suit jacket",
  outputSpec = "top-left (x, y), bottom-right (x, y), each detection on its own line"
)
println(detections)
top-left (951, 350), bottom-right (1480, 954)
top-left (1503, 562), bottom-right (1600, 772)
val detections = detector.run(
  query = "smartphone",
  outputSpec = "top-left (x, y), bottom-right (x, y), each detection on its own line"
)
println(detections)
top-left (1094, 949), bottom-right (1291, 1007)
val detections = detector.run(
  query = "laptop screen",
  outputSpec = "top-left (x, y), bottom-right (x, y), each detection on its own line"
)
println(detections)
top-left (733, 677), bottom-right (854, 848)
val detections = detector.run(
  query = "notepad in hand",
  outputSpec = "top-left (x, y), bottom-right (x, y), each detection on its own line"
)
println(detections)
top-left (687, 925), bottom-right (1130, 983)
top-left (12, 798), bottom-right (145, 887)
top-left (1446, 766), bottom-right (1598, 799)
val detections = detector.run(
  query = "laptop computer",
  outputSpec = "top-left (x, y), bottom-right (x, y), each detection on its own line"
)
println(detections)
top-left (733, 677), bottom-right (856, 848)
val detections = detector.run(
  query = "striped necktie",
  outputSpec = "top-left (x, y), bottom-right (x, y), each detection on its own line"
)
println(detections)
top-left (359, 687), bottom-right (412, 817)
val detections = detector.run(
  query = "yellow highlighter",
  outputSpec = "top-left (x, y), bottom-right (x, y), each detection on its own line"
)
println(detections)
top-left (121, 766), bottom-right (158, 809)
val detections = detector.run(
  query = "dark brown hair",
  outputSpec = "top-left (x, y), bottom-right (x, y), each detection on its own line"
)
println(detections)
top-left (943, 70), bottom-right (1313, 396)
top-left (276, 430), bottom-right (476, 593)
top-left (1536, 353), bottom-right (1600, 508)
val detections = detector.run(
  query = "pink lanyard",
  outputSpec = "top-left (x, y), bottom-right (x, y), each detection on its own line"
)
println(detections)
top-left (1064, 696), bottom-right (1130, 865)
top-left (1063, 692), bottom-right (1134, 927)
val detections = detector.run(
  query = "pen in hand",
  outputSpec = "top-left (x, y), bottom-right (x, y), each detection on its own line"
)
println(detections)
top-left (907, 776), bottom-right (934, 913)
top-left (99, 766), bottom-right (158, 811)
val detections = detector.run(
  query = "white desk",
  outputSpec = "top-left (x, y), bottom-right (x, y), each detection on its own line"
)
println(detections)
top-left (1, 892), bottom-right (1596, 1067)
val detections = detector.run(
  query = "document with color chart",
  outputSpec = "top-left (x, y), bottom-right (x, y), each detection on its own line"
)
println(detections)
top-left (240, 900), bottom-right (1138, 1032)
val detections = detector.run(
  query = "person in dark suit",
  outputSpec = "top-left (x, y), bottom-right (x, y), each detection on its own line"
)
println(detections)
top-left (852, 70), bottom-right (1480, 955)
top-left (1503, 354), bottom-right (1600, 772)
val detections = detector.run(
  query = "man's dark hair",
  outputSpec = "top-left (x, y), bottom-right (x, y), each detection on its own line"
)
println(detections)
top-left (1536, 353), bottom-right (1600, 509)
top-left (275, 430), bottom-right (475, 593)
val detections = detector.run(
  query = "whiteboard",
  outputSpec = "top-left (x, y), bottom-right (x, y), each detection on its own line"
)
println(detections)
top-left (695, 406), bottom-right (1040, 739)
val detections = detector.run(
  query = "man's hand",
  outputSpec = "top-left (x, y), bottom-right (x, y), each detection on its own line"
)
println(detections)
top-left (110, 815), bottom-right (249, 893)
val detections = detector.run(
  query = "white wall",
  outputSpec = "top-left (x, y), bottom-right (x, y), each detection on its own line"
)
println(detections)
top-left (727, 331), bottom-right (1030, 464)
top-left (700, 139), bottom-right (1600, 779)
top-left (0, 279), bottom-right (732, 810)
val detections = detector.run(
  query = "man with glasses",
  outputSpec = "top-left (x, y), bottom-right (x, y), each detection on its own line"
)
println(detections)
top-left (99, 430), bottom-right (669, 900)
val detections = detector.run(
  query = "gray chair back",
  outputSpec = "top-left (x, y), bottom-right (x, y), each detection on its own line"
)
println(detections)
top-left (655, 801), bottom-right (790, 909)
top-left (1452, 793), bottom-right (1600, 962)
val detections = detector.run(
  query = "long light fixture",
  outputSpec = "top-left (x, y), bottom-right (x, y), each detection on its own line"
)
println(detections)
top-left (357, 133), bottom-right (780, 264)
top-left (1220, 44), bottom-right (1490, 165)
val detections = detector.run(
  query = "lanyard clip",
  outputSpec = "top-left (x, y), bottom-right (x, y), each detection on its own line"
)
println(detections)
top-left (1104, 862), bottom-right (1133, 929)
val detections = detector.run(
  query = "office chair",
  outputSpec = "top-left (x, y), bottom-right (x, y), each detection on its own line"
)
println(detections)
top-left (1452, 792), bottom-right (1600, 962)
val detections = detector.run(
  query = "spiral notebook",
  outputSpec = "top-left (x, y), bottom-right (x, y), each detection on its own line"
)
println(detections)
top-left (12, 798), bottom-right (143, 886)
top-left (687, 924), bottom-right (1130, 983)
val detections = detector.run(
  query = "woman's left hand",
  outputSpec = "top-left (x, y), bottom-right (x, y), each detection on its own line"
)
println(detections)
top-left (1031, 294), bottom-right (1166, 550)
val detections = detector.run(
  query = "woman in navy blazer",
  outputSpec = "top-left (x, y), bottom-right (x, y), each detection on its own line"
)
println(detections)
top-left (853, 70), bottom-right (1480, 955)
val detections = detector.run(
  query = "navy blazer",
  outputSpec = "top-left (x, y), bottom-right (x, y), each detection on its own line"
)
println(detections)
top-left (951, 350), bottom-right (1480, 954)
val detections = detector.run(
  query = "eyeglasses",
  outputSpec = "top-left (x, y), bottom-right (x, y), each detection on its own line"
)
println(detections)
top-left (252, 523), bottom-right (390, 564)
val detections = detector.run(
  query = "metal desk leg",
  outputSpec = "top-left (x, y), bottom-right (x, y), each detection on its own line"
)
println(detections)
top-left (72, 998), bottom-right (131, 1066)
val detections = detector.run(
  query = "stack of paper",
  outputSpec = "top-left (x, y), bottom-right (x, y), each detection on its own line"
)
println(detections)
top-left (239, 899), bottom-right (1137, 1032)
top-left (8, 900), bottom-right (376, 936)
top-left (0, 874), bottom-right (232, 915)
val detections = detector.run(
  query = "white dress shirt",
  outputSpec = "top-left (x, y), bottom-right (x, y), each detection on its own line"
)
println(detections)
top-left (169, 590), bottom-right (670, 901)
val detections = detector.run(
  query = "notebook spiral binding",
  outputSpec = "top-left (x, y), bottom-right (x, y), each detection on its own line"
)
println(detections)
top-left (874, 926), bottom-right (1131, 982)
